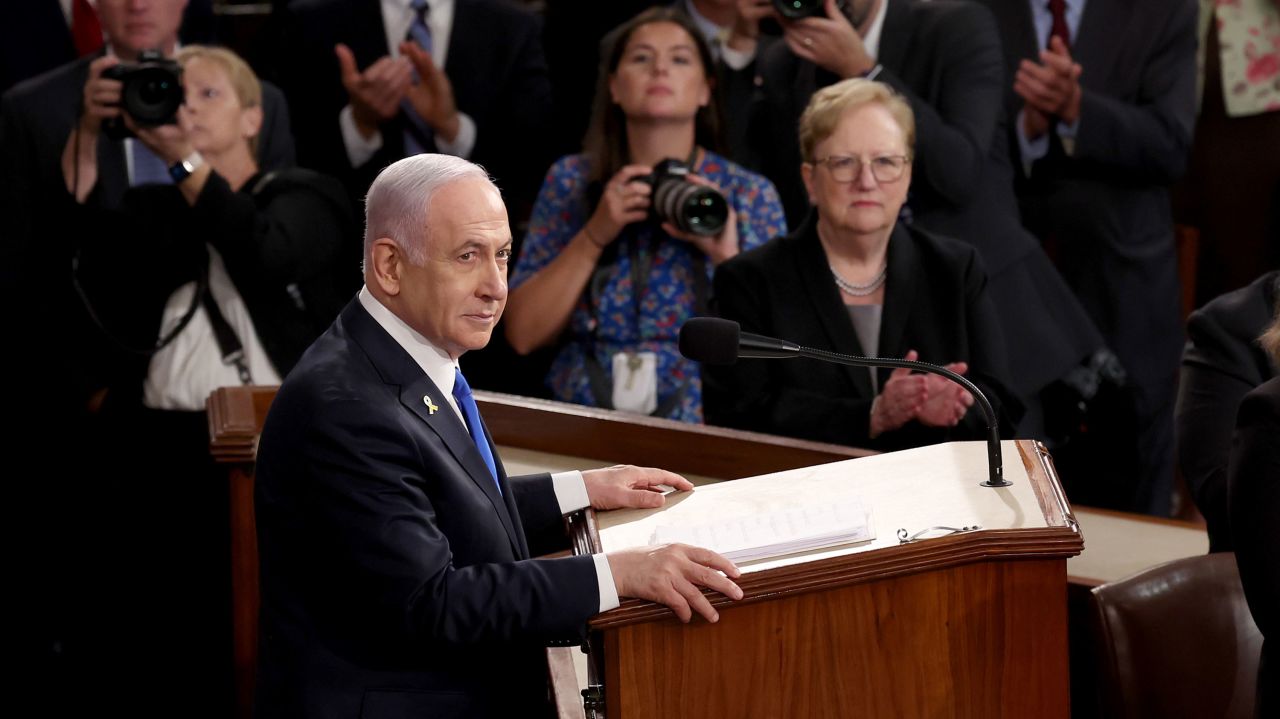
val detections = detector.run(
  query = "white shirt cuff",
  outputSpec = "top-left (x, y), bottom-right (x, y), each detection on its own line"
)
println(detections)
top-left (1016, 108), bottom-right (1049, 174)
top-left (720, 42), bottom-right (755, 71)
top-left (551, 470), bottom-right (589, 514)
top-left (433, 111), bottom-right (477, 159)
top-left (1056, 117), bottom-right (1080, 156)
top-left (339, 104), bottom-right (383, 168)
top-left (593, 553), bottom-right (621, 612)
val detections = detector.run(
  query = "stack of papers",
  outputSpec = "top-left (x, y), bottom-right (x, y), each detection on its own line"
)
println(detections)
top-left (650, 497), bottom-right (874, 563)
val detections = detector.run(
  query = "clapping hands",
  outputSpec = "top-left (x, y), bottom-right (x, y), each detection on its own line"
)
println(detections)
top-left (869, 349), bottom-right (974, 437)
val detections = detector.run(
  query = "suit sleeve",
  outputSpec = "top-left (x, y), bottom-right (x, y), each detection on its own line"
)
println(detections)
top-left (278, 391), bottom-right (599, 648)
top-left (1071, 0), bottom-right (1197, 182)
top-left (874, 5), bottom-right (1005, 208)
top-left (1176, 305), bottom-right (1269, 549)
top-left (1227, 382), bottom-right (1280, 639)
top-left (951, 246), bottom-right (1022, 439)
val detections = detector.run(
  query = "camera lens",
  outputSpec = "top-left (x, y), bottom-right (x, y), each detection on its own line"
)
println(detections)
top-left (653, 176), bottom-right (728, 237)
top-left (122, 66), bottom-right (184, 126)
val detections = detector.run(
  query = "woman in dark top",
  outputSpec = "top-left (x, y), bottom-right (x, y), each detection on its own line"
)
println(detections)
top-left (66, 45), bottom-right (354, 403)
top-left (1228, 305), bottom-right (1280, 718)
top-left (704, 78), bottom-right (1019, 450)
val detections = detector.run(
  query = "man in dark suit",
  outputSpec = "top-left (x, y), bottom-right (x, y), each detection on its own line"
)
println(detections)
top-left (272, 0), bottom-right (555, 396)
top-left (977, 0), bottom-right (1197, 515)
top-left (718, 0), bottom-right (1105, 446)
top-left (272, 0), bottom-right (553, 217)
top-left (254, 153), bottom-right (742, 718)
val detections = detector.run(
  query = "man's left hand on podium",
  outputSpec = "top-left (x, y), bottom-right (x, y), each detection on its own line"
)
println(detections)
top-left (583, 465), bottom-right (694, 511)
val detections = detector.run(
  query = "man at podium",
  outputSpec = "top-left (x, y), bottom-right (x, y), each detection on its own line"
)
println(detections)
top-left (252, 153), bottom-right (742, 718)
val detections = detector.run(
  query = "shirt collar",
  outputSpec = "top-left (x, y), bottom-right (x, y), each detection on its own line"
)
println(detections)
top-left (682, 0), bottom-right (727, 46)
top-left (861, 0), bottom-right (889, 60)
top-left (358, 285), bottom-right (462, 417)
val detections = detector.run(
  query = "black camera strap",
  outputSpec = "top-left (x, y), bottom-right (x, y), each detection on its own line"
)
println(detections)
top-left (582, 223), bottom-right (707, 418)
top-left (200, 284), bottom-right (253, 385)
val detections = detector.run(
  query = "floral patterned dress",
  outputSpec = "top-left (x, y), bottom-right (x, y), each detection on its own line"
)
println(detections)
top-left (511, 151), bottom-right (788, 423)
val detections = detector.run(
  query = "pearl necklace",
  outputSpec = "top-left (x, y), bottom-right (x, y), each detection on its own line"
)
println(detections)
top-left (830, 263), bottom-right (888, 296)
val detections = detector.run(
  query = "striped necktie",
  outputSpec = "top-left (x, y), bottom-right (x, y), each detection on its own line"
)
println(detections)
top-left (402, 0), bottom-right (434, 155)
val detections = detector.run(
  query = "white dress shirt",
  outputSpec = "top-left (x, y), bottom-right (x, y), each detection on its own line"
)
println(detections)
top-left (338, 0), bottom-right (478, 168)
top-left (357, 286), bottom-right (620, 612)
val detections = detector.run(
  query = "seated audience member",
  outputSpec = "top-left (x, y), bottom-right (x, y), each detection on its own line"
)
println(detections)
top-left (505, 8), bottom-right (787, 423)
top-left (1228, 304), bottom-right (1280, 718)
top-left (721, 0), bottom-right (1105, 450)
top-left (703, 78), bottom-right (1020, 449)
top-left (61, 45), bottom-right (353, 714)
top-left (1177, 270), bottom-right (1280, 552)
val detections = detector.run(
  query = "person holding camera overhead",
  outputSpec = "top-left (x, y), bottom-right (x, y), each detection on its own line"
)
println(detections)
top-left (57, 44), bottom-right (354, 713)
top-left (703, 79), bottom-right (1020, 450)
top-left (506, 7), bottom-right (787, 423)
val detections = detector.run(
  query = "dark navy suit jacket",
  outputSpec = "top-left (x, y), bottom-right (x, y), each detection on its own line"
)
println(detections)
top-left (254, 298), bottom-right (599, 718)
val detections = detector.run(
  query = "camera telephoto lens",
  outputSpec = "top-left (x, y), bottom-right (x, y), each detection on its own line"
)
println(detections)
top-left (124, 67), bottom-right (184, 126)
top-left (649, 160), bottom-right (729, 237)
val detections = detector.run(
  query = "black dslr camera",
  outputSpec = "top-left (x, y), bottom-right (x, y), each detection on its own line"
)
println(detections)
top-left (101, 50), bottom-right (184, 139)
top-left (631, 159), bottom-right (729, 237)
top-left (772, 0), bottom-right (849, 20)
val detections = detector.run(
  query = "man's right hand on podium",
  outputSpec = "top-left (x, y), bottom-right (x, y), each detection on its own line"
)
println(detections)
top-left (607, 545), bottom-right (744, 623)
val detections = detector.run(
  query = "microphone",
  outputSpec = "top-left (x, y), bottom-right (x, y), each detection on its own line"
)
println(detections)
top-left (680, 317), bottom-right (1009, 487)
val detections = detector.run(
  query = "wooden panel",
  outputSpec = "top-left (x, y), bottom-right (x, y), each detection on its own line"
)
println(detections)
top-left (603, 559), bottom-right (1070, 718)
top-left (476, 391), bottom-right (873, 479)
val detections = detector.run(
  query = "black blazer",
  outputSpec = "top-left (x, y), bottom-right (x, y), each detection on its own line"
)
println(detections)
top-left (275, 0), bottom-right (554, 212)
top-left (1228, 377), bottom-right (1280, 718)
top-left (1177, 271), bottom-right (1280, 552)
top-left (254, 299), bottom-right (599, 718)
top-left (704, 218), bottom-right (1020, 450)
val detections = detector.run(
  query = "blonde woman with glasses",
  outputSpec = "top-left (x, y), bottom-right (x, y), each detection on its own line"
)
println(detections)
top-left (703, 78), bottom-right (1021, 451)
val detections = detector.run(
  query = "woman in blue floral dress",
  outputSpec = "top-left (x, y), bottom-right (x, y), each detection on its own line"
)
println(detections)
top-left (505, 7), bottom-right (787, 423)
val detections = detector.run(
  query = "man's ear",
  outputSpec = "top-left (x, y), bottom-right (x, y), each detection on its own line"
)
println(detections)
top-left (369, 238), bottom-right (403, 296)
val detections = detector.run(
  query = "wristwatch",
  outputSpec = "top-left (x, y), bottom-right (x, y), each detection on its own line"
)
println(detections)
top-left (168, 150), bottom-right (205, 184)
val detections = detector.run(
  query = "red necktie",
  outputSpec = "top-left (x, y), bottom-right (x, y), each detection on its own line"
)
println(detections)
top-left (72, 0), bottom-right (105, 57)
top-left (1047, 0), bottom-right (1071, 48)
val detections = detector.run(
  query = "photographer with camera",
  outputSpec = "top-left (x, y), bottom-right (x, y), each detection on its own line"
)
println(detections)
top-left (505, 7), bottom-right (786, 423)
top-left (54, 44), bottom-right (354, 713)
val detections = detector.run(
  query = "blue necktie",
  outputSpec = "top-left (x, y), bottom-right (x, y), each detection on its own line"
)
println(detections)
top-left (402, 0), bottom-right (434, 155)
top-left (129, 140), bottom-right (172, 186)
top-left (452, 367), bottom-right (500, 494)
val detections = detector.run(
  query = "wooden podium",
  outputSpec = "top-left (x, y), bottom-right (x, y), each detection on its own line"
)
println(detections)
top-left (209, 387), bottom-right (1081, 719)
top-left (571, 440), bottom-right (1081, 718)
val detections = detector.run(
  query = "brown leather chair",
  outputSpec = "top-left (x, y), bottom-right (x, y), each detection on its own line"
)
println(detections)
top-left (1091, 552), bottom-right (1262, 718)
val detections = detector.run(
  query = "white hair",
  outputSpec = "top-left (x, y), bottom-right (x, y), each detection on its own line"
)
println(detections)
top-left (363, 154), bottom-right (494, 265)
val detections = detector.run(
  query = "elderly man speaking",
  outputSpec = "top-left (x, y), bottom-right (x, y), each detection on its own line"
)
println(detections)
top-left (253, 153), bottom-right (742, 718)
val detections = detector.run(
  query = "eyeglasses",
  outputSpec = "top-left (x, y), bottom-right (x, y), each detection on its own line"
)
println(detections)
top-left (810, 154), bottom-right (910, 183)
